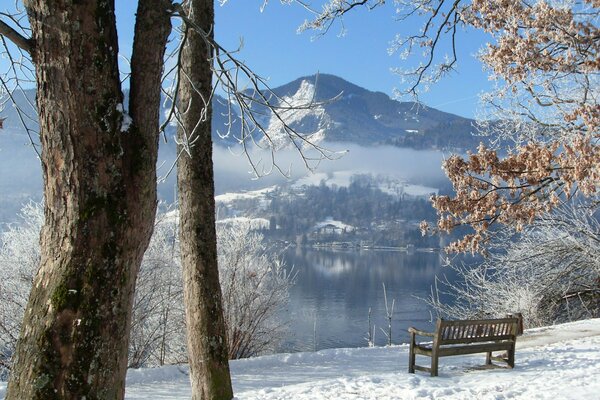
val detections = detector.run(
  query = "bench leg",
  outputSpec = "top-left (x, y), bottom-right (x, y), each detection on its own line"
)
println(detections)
top-left (431, 351), bottom-right (439, 377)
top-left (486, 351), bottom-right (492, 365)
top-left (408, 334), bottom-right (416, 373)
top-left (507, 345), bottom-right (515, 368)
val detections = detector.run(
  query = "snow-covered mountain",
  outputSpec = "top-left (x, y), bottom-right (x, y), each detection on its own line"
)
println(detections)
top-left (257, 73), bottom-right (478, 149)
top-left (258, 80), bottom-right (332, 149)
top-left (1, 74), bottom-right (478, 150)
top-left (211, 73), bottom-right (478, 149)
top-left (0, 73), bottom-right (469, 224)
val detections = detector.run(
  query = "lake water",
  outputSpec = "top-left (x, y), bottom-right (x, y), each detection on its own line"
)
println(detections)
top-left (278, 248), bottom-right (455, 352)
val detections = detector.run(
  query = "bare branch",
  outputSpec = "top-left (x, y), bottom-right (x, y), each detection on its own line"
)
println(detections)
top-left (296, 0), bottom-right (385, 35)
top-left (160, 4), bottom-right (346, 180)
top-left (428, 202), bottom-right (600, 327)
top-left (0, 19), bottom-right (32, 55)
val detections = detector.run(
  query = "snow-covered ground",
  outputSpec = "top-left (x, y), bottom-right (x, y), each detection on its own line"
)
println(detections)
top-left (216, 216), bottom-right (271, 230)
top-left (1, 319), bottom-right (599, 399)
top-left (292, 171), bottom-right (355, 189)
top-left (293, 170), bottom-right (438, 200)
top-left (215, 186), bottom-right (277, 204)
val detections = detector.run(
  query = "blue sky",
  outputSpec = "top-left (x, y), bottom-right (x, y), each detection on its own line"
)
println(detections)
top-left (2, 2), bottom-right (491, 119)
top-left (113, 1), bottom-right (492, 118)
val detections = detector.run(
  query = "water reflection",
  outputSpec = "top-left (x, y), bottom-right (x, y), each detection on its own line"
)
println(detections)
top-left (278, 248), bottom-right (455, 352)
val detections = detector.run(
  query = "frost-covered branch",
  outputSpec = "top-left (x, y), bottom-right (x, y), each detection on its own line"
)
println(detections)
top-left (429, 203), bottom-right (600, 327)
top-left (0, 202), bottom-right (295, 371)
top-left (160, 2), bottom-right (345, 180)
top-left (217, 221), bottom-right (295, 358)
top-left (389, 0), bottom-right (464, 98)
top-left (295, 0), bottom-right (385, 35)
top-left (0, 201), bottom-right (42, 378)
top-left (417, 1), bottom-right (600, 251)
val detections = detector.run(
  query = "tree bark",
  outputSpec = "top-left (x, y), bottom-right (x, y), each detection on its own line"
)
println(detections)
top-left (6, 1), bottom-right (171, 398)
top-left (177, 1), bottom-right (234, 399)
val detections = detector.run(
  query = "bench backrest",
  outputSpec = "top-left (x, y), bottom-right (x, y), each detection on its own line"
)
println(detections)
top-left (435, 317), bottom-right (519, 346)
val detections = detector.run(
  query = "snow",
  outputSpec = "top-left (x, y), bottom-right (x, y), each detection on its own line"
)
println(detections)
top-left (292, 171), bottom-right (355, 189)
top-left (116, 103), bottom-right (132, 132)
top-left (217, 217), bottom-right (270, 230)
top-left (215, 186), bottom-right (277, 204)
top-left (402, 183), bottom-right (438, 198)
top-left (0, 319), bottom-right (599, 399)
top-left (263, 80), bottom-right (330, 149)
top-left (128, 318), bottom-right (600, 399)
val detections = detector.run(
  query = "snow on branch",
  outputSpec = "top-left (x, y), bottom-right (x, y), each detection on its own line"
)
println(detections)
top-left (295, 0), bottom-right (385, 35)
top-left (388, 0), bottom-right (464, 98)
top-left (428, 202), bottom-right (600, 327)
top-left (416, 0), bottom-right (600, 252)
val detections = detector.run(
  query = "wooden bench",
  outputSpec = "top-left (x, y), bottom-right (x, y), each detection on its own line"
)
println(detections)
top-left (408, 317), bottom-right (520, 377)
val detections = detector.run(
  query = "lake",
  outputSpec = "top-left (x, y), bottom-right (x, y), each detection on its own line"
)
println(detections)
top-left (278, 247), bottom-right (455, 352)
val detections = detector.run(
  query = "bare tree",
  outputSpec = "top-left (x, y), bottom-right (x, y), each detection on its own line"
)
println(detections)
top-left (429, 203), bottom-right (600, 327)
top-left (129, 210), bottom-right (187, 368)
top-left (0, 1), bottom-right (173, 398)
top-left (0, 202), bottom-right (294, 375)
top-left (174, 1), bottom-right (234, 398)
top-left (0, 202), bottom-right (42, 378)
top-left (169, 2), bottom-right (341, 398)
top-left (0, 0), bottom-right (332, 398)
top-left (0, 204), bottom-right (188, 372)
top-left (381, 283), bottom-right (395, 346)
top-left (217, 222), bottom-right (294, 359)
top-left (1, 1), bottom-right (338, 397)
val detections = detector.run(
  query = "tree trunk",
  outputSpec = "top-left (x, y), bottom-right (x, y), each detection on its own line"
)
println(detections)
top-left (6, 1), bottom-right (170, 398)
top-left (177, 1), bottom-right (234, 399)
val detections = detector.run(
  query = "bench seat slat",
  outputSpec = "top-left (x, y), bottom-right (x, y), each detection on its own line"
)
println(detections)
top-left (415, 341), bottom-right (513, 357)
top-left (437, 342), bottom-right (513, 357)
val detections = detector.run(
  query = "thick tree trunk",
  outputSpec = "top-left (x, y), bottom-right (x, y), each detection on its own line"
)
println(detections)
top-left (6, 1), bottom-right (170, 399)
top-left (177, 1), bottom-right (234, 399)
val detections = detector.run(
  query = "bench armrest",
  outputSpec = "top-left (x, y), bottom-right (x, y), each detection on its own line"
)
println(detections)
top-left (408, 327), bottom-right (435, 337)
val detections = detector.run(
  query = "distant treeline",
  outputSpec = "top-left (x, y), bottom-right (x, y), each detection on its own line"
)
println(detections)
top-left (262, 175), bottom-right (442, 247)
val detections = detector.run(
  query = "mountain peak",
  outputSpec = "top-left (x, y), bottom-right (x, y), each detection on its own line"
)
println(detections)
top-left (1, 73), bottom-right (478, 150)
top-left (274, 73), bottom-right (378, 103)
top-left (260, 73), bottom-right (475, 147)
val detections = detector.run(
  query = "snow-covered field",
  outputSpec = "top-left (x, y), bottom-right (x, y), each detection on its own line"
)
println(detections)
top-left (292, 170), bottom-right (438, 200)
top-left (215, 186), bottom-right (277, 204)
top-left (1, 319), bottom-right (599, 399)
